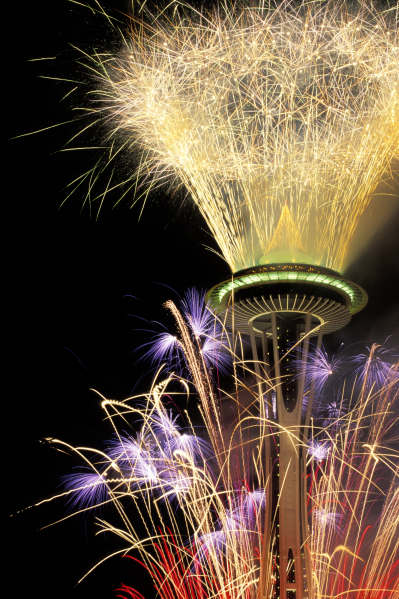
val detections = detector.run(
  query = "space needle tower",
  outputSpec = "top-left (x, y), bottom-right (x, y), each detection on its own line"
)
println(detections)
top-left (207, 210), bottom-right (367, 598)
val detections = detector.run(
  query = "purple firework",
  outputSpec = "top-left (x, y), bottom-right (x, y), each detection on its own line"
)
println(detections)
top-left (156, 458), bottom-right (193, 502)
top-left (192, 531), bottom-right (227, 564)
top-left (141, 332), bottom-right (183, 372)
top-left (201, 336), bottom-right (231, 375)
top-left (182, 287), bottom-right (231, 375)
top-left (320, 397), bottom-right (349, 429)
top-left (219, 510), bottom-right (245, 535)
top-left (61, 468), bottom-right (109, 510)
top-left (292, 344), bottom-right (345, 397)
top-left (313, 508), bottom-right (343, 534)
top-left (193, 511), bottom-right (247, 565)
top-left (151, 409), bottom-right (181, 439)
top-left (165, 433), bottom-right (214, 462)
top-left (106, 415), bottom-right (213, 503)
top-left (307, 440), bottom-right (331, 462)
top-left (191, 486), bottom-right (267, 566)
top-left (181, 288), bottom-right (214, 338)
top-left (348, 339), bottom-right (398, 390)
top-left (139, 287), bottom-right (231, 376)
top-left (108, 434), bottom-right (159, 489)
top-left (232, 487), bottom-right (266, 528)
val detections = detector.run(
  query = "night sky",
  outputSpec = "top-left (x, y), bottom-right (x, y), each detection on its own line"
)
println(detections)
top-left (5, 1), bottom-right (399, 597)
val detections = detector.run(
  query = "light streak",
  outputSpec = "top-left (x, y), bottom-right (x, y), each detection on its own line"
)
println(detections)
top-left (293, 343), bottom-right (345, 398)
top-left (69, 0), bottom-right (398, 272)
top-left (139, 288), bottom-right (231, 376)
top-left (307, 440), bottom-right (331, 463)
top-left (29, 308), bottom-right (398, 599)
top-left (349, 339), bottom-right (399, 390)
top-left (21, 1), bottom-right (399, 596)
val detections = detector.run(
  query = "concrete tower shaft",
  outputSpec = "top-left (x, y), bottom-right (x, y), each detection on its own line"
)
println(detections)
top-left (207, 263), bottom-right (367, 599)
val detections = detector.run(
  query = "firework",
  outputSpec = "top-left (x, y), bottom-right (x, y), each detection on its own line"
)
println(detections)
top-left (292, 343), bottom-right (346, 417)
top-left (138, 288), bottom-right (231, 376)
top-left (21, 1), bottom-right (399, 597)
top-left (307, 440), bottom-right (331, 462)
top-left (71, 0), bottom-right (398, 272)
top-left (28, 289), bottom-right (398, 599)
top-left (349, 339), bottom-right (399, 390)
top-left (308, 366), bottom-right (399, 597)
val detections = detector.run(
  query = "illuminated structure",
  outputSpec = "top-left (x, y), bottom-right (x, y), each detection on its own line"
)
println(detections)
top-left (207, 262), bottom-right (367, 598)
top-left (63, 1), bottom-right (397, 595)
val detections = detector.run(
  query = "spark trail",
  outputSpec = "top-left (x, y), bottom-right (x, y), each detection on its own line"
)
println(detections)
top-left (27, 293), bottom-right (399, 599)
top-left (71, 0), bottom-right (398, 272)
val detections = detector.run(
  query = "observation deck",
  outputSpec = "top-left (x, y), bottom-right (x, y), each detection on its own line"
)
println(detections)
top-left (207, 262), bottom-right (368, 598)
top-left (206, 263), bottom-right (367, 338)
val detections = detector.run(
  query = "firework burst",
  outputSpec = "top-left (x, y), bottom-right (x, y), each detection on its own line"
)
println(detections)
top-left (139, 287), bottom-right (231, 376)
top-left (18, 2), bottom-right (399, 598)
top-left (29, 289), bottom-right (398, 599)
top-left (69, 0), bottom-right (398, 272)
top-left (349, 338), bottom-right (399, 390)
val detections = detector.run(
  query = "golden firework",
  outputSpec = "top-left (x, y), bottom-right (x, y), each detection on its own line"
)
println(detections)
top-left (77, 0), bottom-right (398, 272)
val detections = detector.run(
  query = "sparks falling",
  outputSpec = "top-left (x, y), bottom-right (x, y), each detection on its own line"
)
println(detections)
top-left (72, 0), bottom-right (399, 272)
top-left (29, 291), bottom-right (399, 599)
top-left (21, 2), bottom-right (399, 597)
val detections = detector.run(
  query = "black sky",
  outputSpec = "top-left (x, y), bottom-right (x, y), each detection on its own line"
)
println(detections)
top-left (5, 1), bottom-right (399, 597)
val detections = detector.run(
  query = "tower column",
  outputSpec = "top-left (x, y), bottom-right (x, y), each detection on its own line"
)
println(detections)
top-left (271, 311), bottom-right (283, 414)
top-left (206, 262), bottom-right (367, 599)
top-left (249, 320), bottom-right (264, 399)
top-left (273, 316), bottom-right (307, 599)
